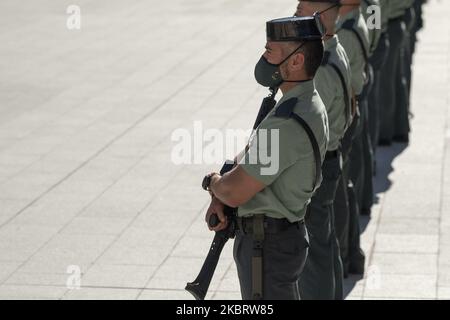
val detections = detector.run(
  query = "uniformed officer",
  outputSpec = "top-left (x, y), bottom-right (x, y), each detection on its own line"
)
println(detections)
top-left (403, 4), bottom-right (417, 95)
top-left (394, 0), bottom-right (416, 143)
top-left (411, 0), bottom-right (426, 56)
top-left (359, 0), bottom-right (380, 217)
top-left (379, 0), bottom-right (414, 145)
top-left (203, 16), bottom-right (329, 300)
top-left (335, 0), bottom-right (370, 276)
top-left (365, 0), bottom-right (390, 159)
top-left (295, 0), bottom-right (352, 300)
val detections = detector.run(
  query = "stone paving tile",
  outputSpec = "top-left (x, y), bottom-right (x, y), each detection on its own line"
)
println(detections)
top-left (0, 262), bottom-right (22, 283)
top-left (97, 243), bottom-right (170, 267)
top-left (363, 297), bottom-right (434, 301)
top-left (363, 274), bottom-right (437, 299)
top-left (380, 197), bottom-right (441, 219)
top-left (171, 235), bottom-right (234, 259)
top-left (438, 272), bottom-right (450, 288)
top-left (211, 291), bottom-right (243, 300)
top-left (214, 262), bottom-right (241, 293)
top-left (61, 216), bottom-right (132, 236)
top-left (0, 285), bottom-right (67, 300)
top-left (4, 272), bottom-right (69, 287)
top-left (0, 199), bottom-right (30, 226)
top-left (0, 0), bottom-right (448, 300)
top-left (63, 287), bottom-right (140, 300)
top-left (0, 225), bottom-right (60, 263)
top-left (80, 264), bottom-right (156, 289)
top-left (7, 200), bottom-right (86, 229)
top-left (374, 234), bottom-right (439, 254)
top-left (138, 289), bottom-right (194, 300)
top-left (369, 253), bottom-right (437, 275)
top-left (438, 287), bottom-right (450, 300)
top-left (377, 218), bottom-right (439, 235)
top-left (17, 234), bottom-right (116, 274)
top-left (147, 257), bottom-right (233, 292)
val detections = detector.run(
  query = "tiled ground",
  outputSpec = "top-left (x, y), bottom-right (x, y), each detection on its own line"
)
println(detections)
top-left (0, 0), bottom-right (448, 300)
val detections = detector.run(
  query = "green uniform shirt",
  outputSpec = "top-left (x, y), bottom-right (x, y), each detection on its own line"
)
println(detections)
top-left (314, 35), bottom-right (352, 152)
top-left (361, 0), bottom-right (382, 54)
top-left (238, 81), bottom-right (329, 222)
top-left (336, 8), bottom-right (370, 96)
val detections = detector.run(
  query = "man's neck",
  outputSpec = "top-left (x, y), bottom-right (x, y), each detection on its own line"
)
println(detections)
top-left (323, 19), bottom-right (337, 38)
top-left (280, 79), bottom-right (310, 95)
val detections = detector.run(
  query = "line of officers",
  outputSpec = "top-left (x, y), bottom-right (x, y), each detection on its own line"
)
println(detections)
top-left (297, 0), bottom-right (427, 300)
top-left (202, 0), bottom-right (426, 300)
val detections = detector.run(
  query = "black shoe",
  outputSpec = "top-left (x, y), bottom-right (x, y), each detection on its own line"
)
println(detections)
top-left (348, 250), bottom-right (365, 275)
top-left (378, 138), bottom-right (392, 146)
top-left (361, 208), bottom-right (371, 216)
top-left (348, 261), bottom-right (365, 275)
top-left (393, 134), bottom-right (409, 144)
top-left (343, 268), bottom-right (349, 279)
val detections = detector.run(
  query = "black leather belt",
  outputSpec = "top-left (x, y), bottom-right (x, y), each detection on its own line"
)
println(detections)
top-left (325, 150), bottom-right (339, 160)
top-left (236, 216), bottom-right (304, 235)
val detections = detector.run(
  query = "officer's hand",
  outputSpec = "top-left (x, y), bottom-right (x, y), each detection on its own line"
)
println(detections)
top-left (205, 197), bottom-right (228, 232)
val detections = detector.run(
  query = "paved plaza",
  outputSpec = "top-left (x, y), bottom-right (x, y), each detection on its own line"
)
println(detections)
top-left (0, 0), bottom-right (449, 299)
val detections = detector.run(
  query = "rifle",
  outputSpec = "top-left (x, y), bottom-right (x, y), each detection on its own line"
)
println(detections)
top-left (185, 87), bottom-right (278, 300)
top-left (252, 87), bottom-right (279, 130)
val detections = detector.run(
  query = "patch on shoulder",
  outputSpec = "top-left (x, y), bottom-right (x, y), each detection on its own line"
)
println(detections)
top-left (341, 19), bottom-right (356, 31)
top-left (274, 98), bottom-right (298, 118)
top-left (321, 51), bottom-right (331, 66)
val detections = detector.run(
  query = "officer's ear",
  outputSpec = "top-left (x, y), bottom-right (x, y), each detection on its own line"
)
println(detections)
top-left (290, 52), bottom-right (305, 72)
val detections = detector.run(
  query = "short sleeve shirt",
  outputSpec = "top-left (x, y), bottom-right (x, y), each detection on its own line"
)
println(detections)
top-left (238, 81), bottom-right (329, 222)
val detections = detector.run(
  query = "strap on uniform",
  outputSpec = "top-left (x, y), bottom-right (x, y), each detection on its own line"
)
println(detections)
top-left (328, 62), bottom-right (352, 130)
top-left (341, 19), bottom-right (369, 62)
top-left (251, 215), bottom-right (265, 300)
top-left (274, 98), bottom-right (322, 193)
top-left (321, 51), bottom-right (331, 66)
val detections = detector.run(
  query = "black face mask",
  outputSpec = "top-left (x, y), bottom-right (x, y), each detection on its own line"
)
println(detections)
top-left (254, 42), bottom-right (306, 88)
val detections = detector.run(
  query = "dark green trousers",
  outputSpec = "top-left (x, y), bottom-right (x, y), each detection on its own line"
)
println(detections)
top-left (234, 221), bottom-right (309, 300)
top-left (334, 106), bottom-right (365, 275)
top-left (379, 17), bottom-right (407, 143)
top-left (394, 13), bottom-right (413, 139)
top-left (349, 96), bottom-right (365, 211)
top-left (348, 96), bottom-right (368, 271)
top-left (404, 7), bottom-right (416, 93)
top-left (298, 155), bottom-right (343, 300)
top-left (334, 112), bottom-right (359, 277)
top-left (368, 32), bottom-right (390, 155)
top-left (361, 96), bottom-right (374, 214)
top-left (334, 168), bottom-right (350, 276)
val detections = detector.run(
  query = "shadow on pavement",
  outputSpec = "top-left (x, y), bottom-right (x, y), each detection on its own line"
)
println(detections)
top-left (344, 142), bottom-right (408, 299)
top-left (359, 142), bottom-right (408, 234)
top-left (344, 274), bottom-right (364, 298)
